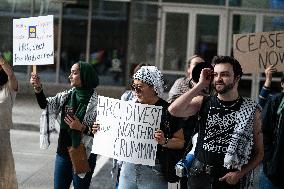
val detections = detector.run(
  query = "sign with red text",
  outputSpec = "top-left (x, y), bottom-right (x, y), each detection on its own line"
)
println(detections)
top-left (233, 31), bottom-right (284, 73)
top-left (92, 96), bottom-right (162, 166)
top-left (13, 15), bottom-right (54, 65)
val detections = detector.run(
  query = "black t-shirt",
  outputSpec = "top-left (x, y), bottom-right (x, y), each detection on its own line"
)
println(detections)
top-left (196, 95), bottom-right (243, 167)
top-left (154, 99), bottom-right (182, 159)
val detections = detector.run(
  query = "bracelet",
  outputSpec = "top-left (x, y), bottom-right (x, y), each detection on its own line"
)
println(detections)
top-left (162, 138), bottom-right (169, 147)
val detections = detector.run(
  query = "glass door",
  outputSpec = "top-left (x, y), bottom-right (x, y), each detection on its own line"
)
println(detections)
top-left (159, 6), bottom-right (226, 74)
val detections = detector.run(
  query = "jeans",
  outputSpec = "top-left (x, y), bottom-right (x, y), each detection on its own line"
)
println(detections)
top-left (118, 162), bottom-right (168, 189)
top-left (54, 153), bottom-right (97, 189)
top-left (259, 166), bottom-right (281, 189)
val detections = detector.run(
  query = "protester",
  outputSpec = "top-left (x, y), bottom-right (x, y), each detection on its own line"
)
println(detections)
top-left (258, 65), bottom-right (277, 108)
top-left (167, 55), bottom-right (205, 189)
top-left (0, 55), bottom-right (18, 189)
top-left (30, 61), bottom-right (99, 189)
top-left (261, 73), bottom-right (284, 189)
top-left (169, 55), bottom-right (264, 189)
top-left (112, 62), bottom-right (150, 189)
top-left (93, 66), bottom-right (185, 189)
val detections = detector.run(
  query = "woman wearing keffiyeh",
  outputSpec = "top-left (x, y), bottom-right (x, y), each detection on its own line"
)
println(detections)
top-left (30, 61), bottom-right (99, 189)
top-left (92, 66), bottom-right (184, 189)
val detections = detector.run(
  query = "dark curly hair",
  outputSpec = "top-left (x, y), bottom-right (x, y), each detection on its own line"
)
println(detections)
top-left (212, 55), bottom-right (243, 79)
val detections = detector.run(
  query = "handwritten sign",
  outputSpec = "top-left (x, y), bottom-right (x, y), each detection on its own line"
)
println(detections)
top-left (92, 96), bottom-right (163, 166)
top-left (233, 31), bottom-right (284, 73)
top-left (13, 15), bottom-right (54, 65)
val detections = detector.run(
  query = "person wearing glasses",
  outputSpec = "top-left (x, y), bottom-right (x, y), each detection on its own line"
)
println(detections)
top-left (93, 66), bottom-right (185, 189)
top-left (112, 62), bottom-right (150, 189)
top-left (0, 54), bottom-right (18, 189)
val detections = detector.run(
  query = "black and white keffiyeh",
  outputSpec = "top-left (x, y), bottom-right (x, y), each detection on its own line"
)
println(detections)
top-left (224, 97), bottom-right (259, 170)
top-left (132, 66), bottom-right (165, 98)
top-left (39, 87), bottom-right (98, 152)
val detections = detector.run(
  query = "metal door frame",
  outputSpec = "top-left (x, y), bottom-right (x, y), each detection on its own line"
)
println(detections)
top-left (157, 5), bottom-right (227, 75)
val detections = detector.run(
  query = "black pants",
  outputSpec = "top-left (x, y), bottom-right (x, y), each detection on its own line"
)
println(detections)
top-left (180, 176), bottom-right (188, 189)
top-left (187, 173), bottom-right (240, 189)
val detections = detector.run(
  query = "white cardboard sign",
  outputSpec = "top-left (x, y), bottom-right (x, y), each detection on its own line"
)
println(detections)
top-left (13, 15), bottom-right (54, 65)
top-left (92, 96), bottom-right (162, 166)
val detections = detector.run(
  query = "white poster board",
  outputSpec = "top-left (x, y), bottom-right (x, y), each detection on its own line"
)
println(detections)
top-left (233, 31), bottom-right (284, 74)
top-left (92, 96), bottom-right (163, 166)
top-left (13, 15), bottom-right (54, 65)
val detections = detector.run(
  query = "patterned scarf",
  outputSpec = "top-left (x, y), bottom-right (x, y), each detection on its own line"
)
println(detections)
top-left (40, 88), bottom-right (98, 150)
top-left (40, 61), bottom-right (99, 148)
top-left (224, 97), bottom-right (259, 170)
top-left (132, 66), bottom-right (165, 98)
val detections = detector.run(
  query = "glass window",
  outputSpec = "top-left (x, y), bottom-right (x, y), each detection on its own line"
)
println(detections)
top-left (195, 14), bottom-right (219, 62)
top-left (0, 0), bottom-right (13, 11)
top-left (88, 1), bottom-right (129, 86)
top-left (128, 2), bottom-right (158, 70)
top-left (163, 13), bottom-right (188, 71)
top-left (263, 16), bottom-right (284, 32)
top-left (59, 5), bottom-right (88, 83)
top-left (229, 0), bottom-right (284, 10)
top-left (163, 0), bottom-right (225, 5)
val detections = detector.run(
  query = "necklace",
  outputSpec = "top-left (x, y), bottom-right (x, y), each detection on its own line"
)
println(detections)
top-left (217, 96), bottom-right (240, 108)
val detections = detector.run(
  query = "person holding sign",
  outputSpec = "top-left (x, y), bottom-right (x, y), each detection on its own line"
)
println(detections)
top-left (111, 62), bottom-right (150, 189)
top-left (93, 66), bottom-right (184, 189)
top-left (260, 73), bottom-right (284, 189)
top-left (0, 54), bottom-right (18, 188)
top-left (169, 56), bottom-right (264, 189)
top-left (30, 61), bottom-right (99, 189)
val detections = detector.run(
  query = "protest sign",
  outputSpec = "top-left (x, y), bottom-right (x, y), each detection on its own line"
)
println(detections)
top-left (92, 96), bottom-right (163, 166)
top-left (233, 31), bottom-right (284, 73)
top-left (13, 15), bottom-right (54, 66)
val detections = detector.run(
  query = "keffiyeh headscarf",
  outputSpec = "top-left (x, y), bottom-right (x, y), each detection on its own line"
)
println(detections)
top-left (133, 66), bottom-right (165, 98)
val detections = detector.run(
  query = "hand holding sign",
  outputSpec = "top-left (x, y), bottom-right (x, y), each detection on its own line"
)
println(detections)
top-left (92, 122), bottom-right (100, 134)
top-left (30, 73), bottom-right (42, 93)
top-left (233, 31), bottom-right (284, 73)
top-left (92, 96), bottom-right (162, 166)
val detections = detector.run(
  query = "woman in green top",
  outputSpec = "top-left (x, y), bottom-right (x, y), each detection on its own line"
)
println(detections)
top-left (30, 61), bottom-right (99, 189)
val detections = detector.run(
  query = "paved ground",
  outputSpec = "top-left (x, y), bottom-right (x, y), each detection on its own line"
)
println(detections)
top-left (12, 93), bottom-right (260, 189)
top-left (11, 94), bottom-right (115, 189)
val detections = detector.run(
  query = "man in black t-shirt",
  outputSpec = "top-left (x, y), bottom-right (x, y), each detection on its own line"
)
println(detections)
top-left (169, 56), bottom-right (264, 189)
